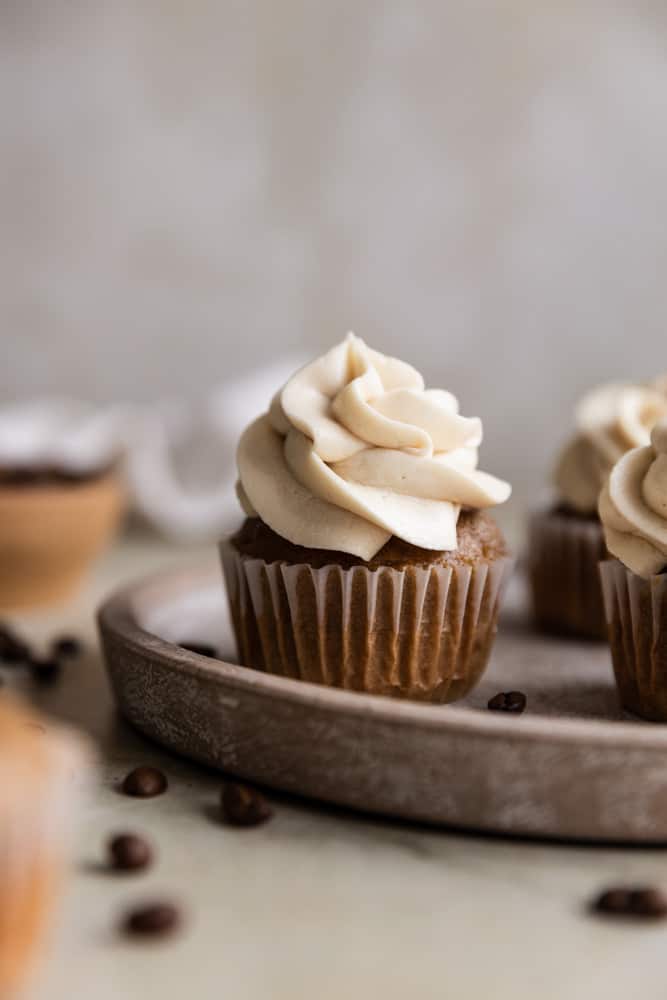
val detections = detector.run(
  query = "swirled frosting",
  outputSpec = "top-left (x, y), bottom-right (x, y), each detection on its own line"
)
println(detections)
top-left (554, 382), bottom-right (667, 513)
top-left (236, 334), bottom-right (510, 560)
top-left (599, 419), bottom-right (667, 577)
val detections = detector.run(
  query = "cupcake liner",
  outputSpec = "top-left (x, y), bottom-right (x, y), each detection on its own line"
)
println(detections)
top-left (599, 559), bottom-right (667, 721)
top-left (0, 708), bottom-right (90, 996)
top-left (221, 541), bottom-right (513, 703)
top-left (528, 508), bottom-right (607, 640)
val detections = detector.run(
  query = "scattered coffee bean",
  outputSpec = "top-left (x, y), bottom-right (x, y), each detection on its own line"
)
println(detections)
top-left (592, 886), bottom-right (667, 919)
top-left (52, 635), bottom-right (82, 659)
top-left (109, 833), bottom-right (153, 872)
top-left (29, 658), bottom-right (61, 685)
top-left (631, 888), bottom-right (667, 917)
top-left (593, 888), bottom-right (631, 915)
top-left (179, 641), bottom-right (217, 658)
top-left (487, 691), bottom-right (526, 714)
top-left (122, 902), bottom-right (181, 938)
top-left (221, 781), bottom-right (273, 827)
top-left (122, 766), bottom-right (168, 798)
top-left (0, 626), bottom-right (29, 665)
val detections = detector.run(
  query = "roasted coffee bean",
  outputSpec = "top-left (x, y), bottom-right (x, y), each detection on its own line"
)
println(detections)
top-left (592, 886), bottom-right (667, 919)
top-left (122, 902), bottom-right (181, 937)
top-left (221, 781), bottom-right (273, 827)
top-left (629, 888), bottom-right (667, 917)
top-left (593, 888), bottom-right (632, 914)
top-left (109, 833), bottom-right (153, 872)
top-left (52, 635), bottom-right (82, 658)
top-left (122, 766), bottom-right (168, 798)
top-left (179, 641), bottom-right (217, 658)
top-left (30, 658), bottom-right (61, 684)
top-left (487, 691), bottom-right (526, 714)
top-left (0, 626), bottom-right (29, 665)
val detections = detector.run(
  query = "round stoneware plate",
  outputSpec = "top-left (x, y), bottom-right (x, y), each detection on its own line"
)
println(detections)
top-left (98, 565), bottom-right (667, 843)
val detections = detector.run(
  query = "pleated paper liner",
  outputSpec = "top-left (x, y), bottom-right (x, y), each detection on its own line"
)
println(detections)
top-left (0, 698), bottom-right (91, 997)
top-left (528, 507), bottom-right (607, 640)
top-left (221, 541), bottom-right (513, 703)
top-left (599, 559), bottom-right (667, 721)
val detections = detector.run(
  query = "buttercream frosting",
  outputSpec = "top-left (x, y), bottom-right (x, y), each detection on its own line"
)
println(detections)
top-left (554, 382), bottom-right (667, 513)
top-left (236, 333), bottom-right (510, 560)
top-left (599, 418), bottom-right (667, 577)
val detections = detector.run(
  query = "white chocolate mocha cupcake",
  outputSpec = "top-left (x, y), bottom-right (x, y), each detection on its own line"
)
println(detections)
top-left (529, 379), bottom-right (667, 640)
top-left (223, 334), bottom-right (512, 703)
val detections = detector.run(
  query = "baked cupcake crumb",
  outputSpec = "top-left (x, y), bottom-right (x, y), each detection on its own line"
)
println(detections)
top-left (233, 511), bottom-right (507, 571)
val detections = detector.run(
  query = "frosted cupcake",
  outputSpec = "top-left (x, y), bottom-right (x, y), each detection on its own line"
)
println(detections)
top-left (599, 419), bottom-right (667, 720)
top-left (0, 401), bottom-right (127, 609)
top-left (221, 334), bottom-right (512, 703)
top-left (0, 696), bottom-right (90, 997)
top-left (528, 381), bottom-right (667, 640)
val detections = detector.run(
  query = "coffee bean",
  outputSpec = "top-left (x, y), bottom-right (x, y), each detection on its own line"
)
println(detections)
top-left (121, 767), bottom-right (168, 798)
top-left (629, 888), bottom-right (667, 918)
top-left (592, 886), bottom-right (667, 919)
top-left (593, 888), bottom-right (632, 914)
top-left (109, 833), bottom-right (153, 872)
top-left (52, 635), bottom-right (82, 658)
top-left (179, 642), bottom-right (217, 658)
top-left (488, 691), bottom-right (526, 714)
top-left (0, 626), bottom-right (29, 665)
top-left (221, 782), bottom-right (273, 827)
top-left (122, 902), bottom-right (181, 938)
top-left (30, 658), bottom-right (61, 684)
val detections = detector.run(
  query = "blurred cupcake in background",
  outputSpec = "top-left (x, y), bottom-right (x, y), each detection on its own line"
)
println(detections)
top-left (599, 418), bottom-right (667, 720)
top-left (222, 333), bottom-right (512, 703)
top-left (0, 695), bottom-right (90, 997)
top-left (0, 400), bottom-right (128, 609)
top-left (528, 381), bottom-right (667, 640)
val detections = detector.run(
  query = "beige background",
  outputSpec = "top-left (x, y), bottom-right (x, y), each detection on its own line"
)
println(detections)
top-left (4, 1), bottom-right (667, 504)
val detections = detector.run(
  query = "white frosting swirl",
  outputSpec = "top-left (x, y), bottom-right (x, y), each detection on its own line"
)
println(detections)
top-left (554, 382), bottom-right (667, 513)
top-left (599, 418), bottom-right (667, 577)
top-left (237, 334), bottom-right (510, 560)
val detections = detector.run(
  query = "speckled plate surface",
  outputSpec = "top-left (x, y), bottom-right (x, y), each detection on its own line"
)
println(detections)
top-left (98, 565), bottom-right (667, 843)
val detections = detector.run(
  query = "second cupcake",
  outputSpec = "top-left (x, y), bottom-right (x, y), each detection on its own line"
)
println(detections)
top-left (528, 381), bottom-right (667, 640)
top-left (222, 333), bottom-right (512, 703)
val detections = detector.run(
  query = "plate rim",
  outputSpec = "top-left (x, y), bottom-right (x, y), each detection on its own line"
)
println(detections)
top-left (97, 562), bottom-right (667, 751)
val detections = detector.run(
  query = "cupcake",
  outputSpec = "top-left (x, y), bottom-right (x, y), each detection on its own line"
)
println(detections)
top-left (528, 381), bottom-right (667, 640)
top-left (0, 695), bottom-right (90, 997)
top-left (0, 400), bottom-right (127, 609)
top-left (599, 419), bottom-right (667, 720)
top-left (221, 333), bottom-right (512, 703)
top-left (0, 467), bottom-right (124, 609)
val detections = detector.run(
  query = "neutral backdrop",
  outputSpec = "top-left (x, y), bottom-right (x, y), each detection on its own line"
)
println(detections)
top-left (4, 0), bottom-right (667, 506)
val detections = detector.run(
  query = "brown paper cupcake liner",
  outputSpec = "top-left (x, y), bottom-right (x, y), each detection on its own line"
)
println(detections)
top-left (528, 508), bottom-right (607, 640)
top-left (599, 559), bottom-right (667, 721)
top-left (221, 541), bottom-right (513, 703)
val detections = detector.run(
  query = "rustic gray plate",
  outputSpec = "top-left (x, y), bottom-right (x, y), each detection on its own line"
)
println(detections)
top-left (98, 565), bottom-right (667, 843)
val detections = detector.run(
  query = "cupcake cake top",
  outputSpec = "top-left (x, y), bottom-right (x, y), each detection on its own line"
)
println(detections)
top-left (554, 382), bottom-right (667, 514)
top-left (599, 418), bottom-right (667, 577)
top-left (236, 333), bottom-right (510, 560)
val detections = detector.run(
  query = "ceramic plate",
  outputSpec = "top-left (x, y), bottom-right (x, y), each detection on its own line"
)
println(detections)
top-left (98, 566), bottom-right (667, 842)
